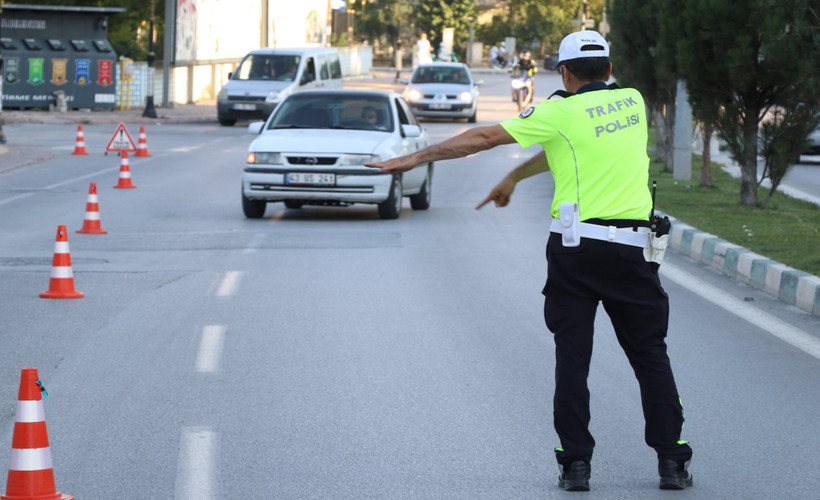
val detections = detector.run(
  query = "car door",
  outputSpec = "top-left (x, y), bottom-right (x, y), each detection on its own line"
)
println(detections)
top-left (300, 56), bottom-right (319, 89)
top-left (395, 97), bottom-right (427, 191)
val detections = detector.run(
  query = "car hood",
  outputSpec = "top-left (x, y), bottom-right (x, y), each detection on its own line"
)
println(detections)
top-left (408, 83), bottom-right (472, 94)
top-left (223, 79), bottom-right (293, 97)
top-left (250, 129), bottom-right (389, 154)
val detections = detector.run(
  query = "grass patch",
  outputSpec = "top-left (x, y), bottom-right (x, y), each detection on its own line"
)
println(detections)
top-left (649, 157), bottom-right (820, 276)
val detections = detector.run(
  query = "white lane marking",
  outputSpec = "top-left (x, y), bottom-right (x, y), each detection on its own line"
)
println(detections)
top-left (0, 192), bottom-right (35, 207)
top-left (175, 427), bottom-right (218, 500)
top-left (196, 325), bottom-right (226, 373)
top-left (242, 233), bottom-right (265, 254)
top-left (215, 270), bottom-right (242, 298)
top-left (661, 262), bottom-right (820, 360)
top-left (45, 167), bottom-right (119, 190)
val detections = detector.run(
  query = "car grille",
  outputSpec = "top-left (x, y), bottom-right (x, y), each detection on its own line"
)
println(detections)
top-left (423, 94), bottom-right (458, 99)
top-left (228, 95), bottom-right (266, 102)
top-left (249, 183), bottom-right (373, 193)
top-left (286, 156), bottom-right (338, 165)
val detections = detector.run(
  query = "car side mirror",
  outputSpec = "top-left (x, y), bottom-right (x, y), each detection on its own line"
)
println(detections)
top-left (248, 122), bottom-right (264, 135)
top-left (227, 71), bottom-right (233, 80)
top-left (401, 124), bottom-right (421, 138)
top-left (474, 79), bottom-right (484, 86)
top-left (398, 78), bottom-right (409, 85)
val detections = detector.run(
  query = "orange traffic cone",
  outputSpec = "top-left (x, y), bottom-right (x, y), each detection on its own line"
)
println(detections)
top-left (1, 368), bottom-right (74, 500)
top-left (76, 183), bottom-right (107, 234)
top-left (134, 126), bottom-right (151, 157)
top-left (39, 226), bottom-right (83, 299)
top-left (70, 125), bottom-right (88, 156)
top-left (113, 151), bottom-right (136, 189)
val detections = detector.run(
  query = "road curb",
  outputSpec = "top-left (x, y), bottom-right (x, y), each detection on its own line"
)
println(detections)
top-left (667, 215), bottom-right (820, 317)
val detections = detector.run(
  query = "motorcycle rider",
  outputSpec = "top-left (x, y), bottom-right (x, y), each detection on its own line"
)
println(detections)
top-left (511, 49), bottom-right (538, 105)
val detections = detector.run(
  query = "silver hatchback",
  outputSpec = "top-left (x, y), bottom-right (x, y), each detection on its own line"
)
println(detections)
top-left (401, 63), bottom-right (482, 123)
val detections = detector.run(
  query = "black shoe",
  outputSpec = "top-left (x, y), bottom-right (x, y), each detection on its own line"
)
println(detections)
top-left (658, 458), bottom-right (693, 489)
top-left (558, 460), bottom-right (591, 491)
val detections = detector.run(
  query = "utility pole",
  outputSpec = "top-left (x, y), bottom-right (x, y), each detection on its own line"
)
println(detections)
top-left (394, 0), bottom-right (402, 82)
top-left (142, 0), bottom-right (158, 118)
top-left (0, 0), bottom-right (7, 144)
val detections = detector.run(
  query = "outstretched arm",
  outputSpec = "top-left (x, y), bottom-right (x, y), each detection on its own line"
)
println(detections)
top-left (476, 150), bottom-right (549, 209)
top-left (364, 124), bottom-right (515, 174)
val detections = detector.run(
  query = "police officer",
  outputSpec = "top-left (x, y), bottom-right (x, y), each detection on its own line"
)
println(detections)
top-left (364, 30), bottom-right (693, 492)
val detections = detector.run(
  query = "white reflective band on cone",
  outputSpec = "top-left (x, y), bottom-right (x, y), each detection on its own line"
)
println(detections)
top-left (83, 212), bottom-right (100, 220)
top-left (9, 447), bottom-right (53, 471)
top-left (88, 194), bottom-right (98, 202)
top-left (51, 266), bottom-right (74, 279)
top-left (120, 172), bottom-right (131, 178)
top-left (15, 400), bottom-right (46, 423)
top-left (54, 241), bottom-right (70, 253)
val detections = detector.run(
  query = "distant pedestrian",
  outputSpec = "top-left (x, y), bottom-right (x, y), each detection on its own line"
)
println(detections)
top-left (414, 33), bottom-right (433, 68)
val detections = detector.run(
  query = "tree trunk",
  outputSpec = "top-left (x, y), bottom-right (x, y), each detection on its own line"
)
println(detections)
top-left (740, 112), bottom-right (759, 206)
top-left (700, 122), bottom-right (712, 187)
top-left (654, 104), bottom-right (676, 171)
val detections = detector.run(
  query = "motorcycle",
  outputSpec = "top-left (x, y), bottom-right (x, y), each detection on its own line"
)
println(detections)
top-left (511, 71), bottom-right (534, 112)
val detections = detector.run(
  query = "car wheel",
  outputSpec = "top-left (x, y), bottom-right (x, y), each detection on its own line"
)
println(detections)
top-left (242, 189), bottom-right (266, 218)
top-left (284, 200), bottom-right (304, 209)
top-left (219, 116), bottom-right (237, 127)
top-left (410, 165), bottom-right (432, 210)
top-left (377, 175), bottom-right (402, 220)
top-left (468, 109), bottom-right (477, 123)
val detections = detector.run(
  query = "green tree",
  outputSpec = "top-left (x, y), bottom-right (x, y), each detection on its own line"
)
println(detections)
top-left (609, 0), bottom-right (679, 170)
top-left (679, 0), bottom-right (820, 206)
top-left (415, 0), bottom-right (478, 59)
top-left (509, 0), bottom-right (576, 55)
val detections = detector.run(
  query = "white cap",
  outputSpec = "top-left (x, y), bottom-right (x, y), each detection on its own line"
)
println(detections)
top-left (557, 30), bottom-right (609, 65)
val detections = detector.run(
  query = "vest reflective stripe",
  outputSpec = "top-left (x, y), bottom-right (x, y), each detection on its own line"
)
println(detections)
top-left (9, 447), bottom-right (53, 471)
top-left (16, 400), bottom-right (45, 423)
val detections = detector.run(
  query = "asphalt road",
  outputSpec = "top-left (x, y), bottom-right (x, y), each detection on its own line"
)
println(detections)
top-left (1, 71), bottom-right (820, 499)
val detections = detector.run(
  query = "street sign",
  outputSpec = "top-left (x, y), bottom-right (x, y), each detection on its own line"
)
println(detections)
top-left (105, 123), bottom-right (137, 153)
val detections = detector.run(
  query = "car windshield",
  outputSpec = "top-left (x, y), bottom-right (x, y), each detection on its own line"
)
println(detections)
top-left (233, 54), bottom-right (300, 82)
top-left (267, 94), bottom-right (394, 132)
top-left (411, 66), bottom-right (470, 85)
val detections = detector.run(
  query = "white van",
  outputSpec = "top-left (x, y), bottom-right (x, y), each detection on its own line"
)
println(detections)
top-left (217, 47), bottom-right (343, 126)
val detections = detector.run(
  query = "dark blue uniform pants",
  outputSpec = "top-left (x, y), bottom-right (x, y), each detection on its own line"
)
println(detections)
top-left (543, 231), bottom-right (693, 465)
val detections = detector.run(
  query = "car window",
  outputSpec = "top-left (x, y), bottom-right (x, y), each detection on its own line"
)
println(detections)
top-left (328, 54), bottom-right (342, 79)
top-left (301, 57), bottom-right (317, 85)
top-left (411, 66), bottom-right (470, 85)
top-left (234, 54), bottom-right (299, 82)
top-left (395, 98), bottom-right (419, 127)
top-left (268, 94), bottom-right (394, 132)
top-left (318, 54), bottom-right (329, 80)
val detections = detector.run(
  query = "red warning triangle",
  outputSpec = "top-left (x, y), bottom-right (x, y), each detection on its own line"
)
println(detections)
top-left (105, 123), bottom-right (137, 153)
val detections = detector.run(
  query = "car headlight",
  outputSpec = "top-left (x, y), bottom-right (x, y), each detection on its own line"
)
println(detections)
top-left (338, 154), bottom-right (380, 166)
top-left (405, 89), bottom-right (422, 101)
top-left (511, 79), bottom-right (524, 90)
top-left (264, 90), bottom-right (280, 103)
top-left (217, 88), bottom-right (228, 100)
top-left (247, 152), bottom-right (283, 164)
top-left (459, 91), bottom-right (473, 102)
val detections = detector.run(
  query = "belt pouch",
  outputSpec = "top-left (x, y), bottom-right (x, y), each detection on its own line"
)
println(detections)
top-left (559, 202), bottom-right (580, 247)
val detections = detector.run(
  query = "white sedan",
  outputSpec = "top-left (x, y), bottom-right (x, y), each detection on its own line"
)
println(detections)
top-left (242, 90), bottom-right (433, 219)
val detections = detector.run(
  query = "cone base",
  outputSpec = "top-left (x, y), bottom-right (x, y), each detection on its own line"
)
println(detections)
top-left (113, 184), bottom-right (136, 189)
top-left (39, 290), bottom-right (84, 299)
top-left (135, 151), bottom-right (151, 157)
top-left (76, 228), bottom-right (107, 234)
top-left (1, 494), bottom-right (73, 500)
top-left (71, 151), bottom-right (88, 156)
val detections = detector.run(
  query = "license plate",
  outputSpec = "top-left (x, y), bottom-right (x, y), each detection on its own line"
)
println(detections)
top-left (429, 102), bottom-right (451, 110)
top-left (233, 103), bottom-right (257, 110)
top-left (285, 172), bottom-right (335, 186)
